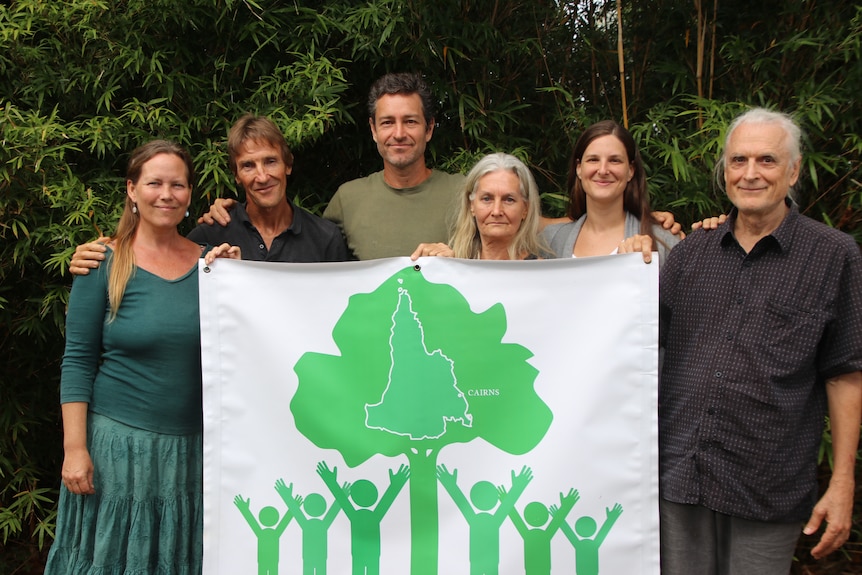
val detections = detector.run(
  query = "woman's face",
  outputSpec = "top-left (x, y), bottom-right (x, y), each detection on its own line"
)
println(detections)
top-left (126, 153), bottom-right (191, 229)
top-left (576, 134), bottom-right (634, 206)
top-left (470, 169), bottom-right (528, 244)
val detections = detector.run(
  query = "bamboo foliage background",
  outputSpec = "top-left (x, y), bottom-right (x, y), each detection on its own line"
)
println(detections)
top-left (1, 1), bottom-right (860, 572)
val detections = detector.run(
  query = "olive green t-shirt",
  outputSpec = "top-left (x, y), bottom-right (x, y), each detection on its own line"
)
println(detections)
top-left (323, 170), bottom-right (465, 260)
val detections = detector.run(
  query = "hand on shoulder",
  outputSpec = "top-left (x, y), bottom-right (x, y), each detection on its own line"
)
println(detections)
top-left (690, 213), bottom-right (727, 232)
top-left (197, 198), bottom-right (237, 226)
top-left (652, 211), bottom-right (684, 239)
top-left (69, 237), bottom-right (110, 276)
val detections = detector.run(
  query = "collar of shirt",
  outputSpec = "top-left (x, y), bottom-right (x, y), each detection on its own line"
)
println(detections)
top-left (719, 197), bottom-right (798, 256)
top-left (235, 197), bottom-right (304, 237)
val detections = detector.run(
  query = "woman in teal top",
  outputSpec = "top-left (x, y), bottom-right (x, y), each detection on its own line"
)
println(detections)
top-left (45, 140), bottom-right (239, 574)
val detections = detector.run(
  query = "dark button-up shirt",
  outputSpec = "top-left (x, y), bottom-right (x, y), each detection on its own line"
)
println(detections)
top-left (659, 203), bottom-right (862, 522)
top-left (187, 199), bottom-right (347, 263)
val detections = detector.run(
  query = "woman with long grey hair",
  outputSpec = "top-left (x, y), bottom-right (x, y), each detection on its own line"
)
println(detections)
top-left (412, 153), bottom-right (551, 260)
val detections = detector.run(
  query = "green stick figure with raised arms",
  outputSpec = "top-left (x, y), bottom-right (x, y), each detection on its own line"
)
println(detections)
top-left (274, 478), bottom-right (343, 575)
top-left (503, 487), bottom-right (579, 575)
top-left (316, 460), bottom-right (410, 575)
top-left (234, 493), bottom-right (298, 575)
top-left (554, 502), bottom-right (623, 575)
top-left (437, 464), bottom-right (533, 575)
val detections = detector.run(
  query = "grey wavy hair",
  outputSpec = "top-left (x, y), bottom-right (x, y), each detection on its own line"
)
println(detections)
top-left (715, 107), bottom-right (802, 201)
top-left (450, 153), bottom-right (550, 260)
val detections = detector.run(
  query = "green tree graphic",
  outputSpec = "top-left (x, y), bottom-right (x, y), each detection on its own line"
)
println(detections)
top-left (292, 267), bottom-right (553, 575)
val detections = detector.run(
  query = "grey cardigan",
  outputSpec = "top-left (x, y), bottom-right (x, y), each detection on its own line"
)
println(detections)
top-left (541, 212), bottom-right (680, 266)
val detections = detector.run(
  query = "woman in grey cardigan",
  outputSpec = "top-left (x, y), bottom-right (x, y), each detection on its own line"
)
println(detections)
top-left (542, 121), bottom-right (679, 264)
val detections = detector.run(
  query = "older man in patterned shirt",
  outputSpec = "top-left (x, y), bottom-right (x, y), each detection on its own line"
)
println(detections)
top-left (659, 108), bottom-right (862, 575)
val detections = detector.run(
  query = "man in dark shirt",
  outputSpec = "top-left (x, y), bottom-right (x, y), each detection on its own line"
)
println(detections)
top-left (185, 114), bottom-right (346, 262)
top-left (659, 108), bottom-right (862, 574)
top-left (69, 114), bottom-right (347, 272)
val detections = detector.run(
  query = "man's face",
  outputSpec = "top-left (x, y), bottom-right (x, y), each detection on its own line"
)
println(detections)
top-left (369, 93), bottom-right (434, 171)
top-left (724, 122), bottom-right (799, 219)
top-left (234, 139), bottom-right (292, 210)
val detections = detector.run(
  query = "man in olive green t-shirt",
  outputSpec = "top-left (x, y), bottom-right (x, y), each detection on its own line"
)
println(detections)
top-left (322, 72), bottom-right (464, 260)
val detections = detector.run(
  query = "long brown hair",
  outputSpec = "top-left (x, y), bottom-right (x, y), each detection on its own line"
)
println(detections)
top-left (107, 140), bottom-right (194, 320)
top-left (565, 120), bottom-right (657, 238)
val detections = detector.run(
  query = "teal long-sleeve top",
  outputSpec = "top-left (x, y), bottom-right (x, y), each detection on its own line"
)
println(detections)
top-left (61, 249), bottom-right (204, 435)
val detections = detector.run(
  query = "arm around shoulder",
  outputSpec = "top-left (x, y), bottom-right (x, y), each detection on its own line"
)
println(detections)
top-left (69, 237), bottom-right (110, 276)
top-left (196, 197), bottom-right (237, 226)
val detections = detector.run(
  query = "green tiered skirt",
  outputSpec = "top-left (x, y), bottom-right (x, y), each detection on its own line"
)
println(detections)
top-left (44, 413), bottom-right (203, 575)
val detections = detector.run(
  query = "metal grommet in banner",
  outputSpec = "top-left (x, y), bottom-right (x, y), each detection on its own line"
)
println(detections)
top-left (203, 266), bottom-right (211, 273)
top-left (413, 264), bottom-right (421, 271)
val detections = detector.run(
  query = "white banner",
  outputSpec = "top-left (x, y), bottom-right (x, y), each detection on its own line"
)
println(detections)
top-left (200, 255), bottom-right (659, 575)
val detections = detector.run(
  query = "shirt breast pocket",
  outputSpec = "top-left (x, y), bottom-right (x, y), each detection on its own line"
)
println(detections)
top-left (760, 298), bottom-right (827, 380)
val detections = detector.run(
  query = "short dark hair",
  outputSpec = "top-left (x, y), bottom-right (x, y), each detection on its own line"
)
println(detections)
top-left (227, 114), bottom-right (294, 176)
top-left (367, 73), bottom-right (435, 126)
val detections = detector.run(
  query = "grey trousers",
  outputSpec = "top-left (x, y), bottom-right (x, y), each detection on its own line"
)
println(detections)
top-left (660, 499), bottom-right (802, 575)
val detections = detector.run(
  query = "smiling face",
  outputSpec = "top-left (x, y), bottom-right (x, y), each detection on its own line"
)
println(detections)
top-left (470, 169), bottom-right (528, 246)
top-left (126, 153), bottom-right (191, 229)
top-left (234, 138), bottom-right (292, 211)
top-left (369, 93), bottom-right (433, 171)
top-left (575, 134), bottom-right (634, 207)
top-left (724, 121), bottom-right (799, 221)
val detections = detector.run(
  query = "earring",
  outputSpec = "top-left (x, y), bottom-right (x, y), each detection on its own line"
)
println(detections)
top-left (132, 203), bottom-right (138, 214)
top-left (185, 209), bottom-right (189, 217)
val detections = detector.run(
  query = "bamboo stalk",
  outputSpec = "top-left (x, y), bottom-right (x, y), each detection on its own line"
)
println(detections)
top-left (695, 0), bottom-right (705, 128)
top-left (617, 0), bottom-right (628, 128)
top-left (709, 0), bottom-right (718, 99)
